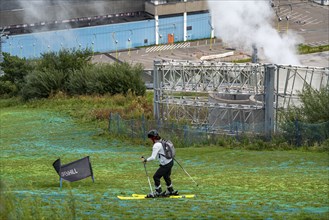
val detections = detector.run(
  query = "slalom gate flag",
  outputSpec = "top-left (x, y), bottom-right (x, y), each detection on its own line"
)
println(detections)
top-left (53, 156), bottom-right (94, 187)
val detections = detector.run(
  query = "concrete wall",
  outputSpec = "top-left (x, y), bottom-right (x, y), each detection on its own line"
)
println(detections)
top-left (145, 0), bottom-right (208, 16)
top-left (313, 0), bottom-right (329, 5)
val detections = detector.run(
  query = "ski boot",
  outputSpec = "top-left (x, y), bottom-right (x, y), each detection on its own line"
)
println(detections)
top-left (146, 186), bottom-right (162, 198)
top-left (165, 185), bottom-right (179, 196)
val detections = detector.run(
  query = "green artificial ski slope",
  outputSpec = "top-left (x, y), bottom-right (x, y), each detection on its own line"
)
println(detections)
top-left (1, 108), bottom-right (328, 219)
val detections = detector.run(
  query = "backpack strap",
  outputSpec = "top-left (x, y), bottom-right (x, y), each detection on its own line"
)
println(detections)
top-left (158, 140), bottom-right (168, 159)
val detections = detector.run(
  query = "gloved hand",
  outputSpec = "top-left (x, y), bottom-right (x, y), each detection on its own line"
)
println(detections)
top-left (141, 156), bottom-right (147, 163)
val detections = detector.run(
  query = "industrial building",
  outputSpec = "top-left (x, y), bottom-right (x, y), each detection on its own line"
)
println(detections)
top-left (0, 0), bottom-right (211, 58)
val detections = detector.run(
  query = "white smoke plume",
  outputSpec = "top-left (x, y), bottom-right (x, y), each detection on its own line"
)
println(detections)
top-left (13, 0), bottom-right (109, 52)
top-left (207, 0), bottom-right (302, 65)
top-left (16, 0), bottom-right (109, 25)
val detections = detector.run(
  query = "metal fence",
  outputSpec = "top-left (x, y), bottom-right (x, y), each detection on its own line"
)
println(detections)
top-left (108, 113), bottom-right (329, 147)
top-left (152, 60), bottom-right (329, 136)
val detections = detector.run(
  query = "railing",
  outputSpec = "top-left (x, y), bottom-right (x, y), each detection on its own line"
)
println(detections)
top-left (108, 113), bottom-right (329, 146)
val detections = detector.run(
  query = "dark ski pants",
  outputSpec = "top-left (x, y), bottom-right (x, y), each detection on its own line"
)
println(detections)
top-left (153, 160), bottom-right (174, 188)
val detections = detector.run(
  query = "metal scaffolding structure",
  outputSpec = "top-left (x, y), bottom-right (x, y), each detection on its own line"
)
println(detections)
top-left (153, 60), bottom-right (329, 134)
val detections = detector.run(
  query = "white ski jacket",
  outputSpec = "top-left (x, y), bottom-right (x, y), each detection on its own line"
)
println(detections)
top-left (146, 140), bottom-right (172, 165)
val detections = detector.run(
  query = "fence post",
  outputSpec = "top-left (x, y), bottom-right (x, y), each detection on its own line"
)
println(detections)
top-left (116, 113), bottom-right (120, 134)
top-left (183, 125), bottom-right (188, 145)
top-left (157, 118), bottom-right (161, 131)
top-left (235, 123), bottom-right (239, 139)
top-left (142, 114), bottom-right (146, 141)
top-left (264, 64), bottom-right (275, 140)
top-left (131, 119), bottom-right (134, 138)
top-left (153, 60), bottom-right (161, 120)
top-left (108, 112), bottom-right (112, 132)
top-left (295, 118), bottom-right (301, 146)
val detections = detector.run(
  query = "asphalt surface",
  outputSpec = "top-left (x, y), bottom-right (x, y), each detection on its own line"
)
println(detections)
top-left (274, 0), bottom-right (329, 45)
top-left (92, 1), bottom-right (328, 69)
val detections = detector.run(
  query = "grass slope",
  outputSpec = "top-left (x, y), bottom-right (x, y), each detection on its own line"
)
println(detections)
top-left (1, 107), bottom-right (328, 219)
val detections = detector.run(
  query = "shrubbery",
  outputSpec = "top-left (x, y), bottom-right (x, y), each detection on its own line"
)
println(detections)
top-left (0, 80), bottom-right (18, 97)
top-left (298, 44), bottom-right (329, 54)
top-left (21, 69), bottom-right (67, 100)
top-left (0, 49), bottom-right (146, 100)
top-left (279, 85), bottom-right (329, 146)
top-left (36, 48), bottom-right (92, 72)
top-left (0, 53), bottom-right (33, 96)
top-left (67, 63), bottom-right (145, 96)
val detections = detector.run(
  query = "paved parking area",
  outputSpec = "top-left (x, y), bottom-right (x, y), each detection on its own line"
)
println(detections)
top-left (92, 39), bottom-right (239, 70)
top-left (274, 0), bottom-right (329, 45)
top-left (92, 1), bottom-right (328, 69)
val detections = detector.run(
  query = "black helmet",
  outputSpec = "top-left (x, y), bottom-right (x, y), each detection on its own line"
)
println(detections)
top-left (147, 129), bottom-right (159, 138)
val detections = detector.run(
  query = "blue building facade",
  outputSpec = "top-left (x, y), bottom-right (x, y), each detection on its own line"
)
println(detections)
top-left (1, 12), bottom-right (211, 59)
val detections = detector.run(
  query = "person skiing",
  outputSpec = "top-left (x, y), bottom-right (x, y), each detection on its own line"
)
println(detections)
top-left (141, 129), bottom-right (178, 198)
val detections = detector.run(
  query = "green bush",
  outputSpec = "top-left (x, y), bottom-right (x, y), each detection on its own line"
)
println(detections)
top-left (37, 48), bottom-right (92, 72)
top-left (67, 62), bottom-right (146, 96)
top-left (21, 69), bottom-right (67, 100)
top-left (0, 80), bottom-right (18, 97)
top-left (279, 86), bottom-right (329, 146)
top-left (299, 86), bottom-right (329, 123)
top-left (0, 53), bottom-right (34, 91)
top-left (66, 66), bottom-right (93, 95)
top-left (298, 44), bottom-right (329, 54)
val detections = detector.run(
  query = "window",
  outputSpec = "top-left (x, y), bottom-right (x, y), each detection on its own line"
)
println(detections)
top-left (187, 26), bottom-right (192, 31)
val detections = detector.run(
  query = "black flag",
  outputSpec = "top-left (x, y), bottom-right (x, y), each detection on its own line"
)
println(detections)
top-left (53, 159), bottom-right (61, 174)
top-left (53, 156), bottom-right (94, 183)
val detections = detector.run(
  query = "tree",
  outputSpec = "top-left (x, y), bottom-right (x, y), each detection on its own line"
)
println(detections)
top-left (37, 48), bottom-right (92, 72)
top-left (280, 85), bottom-right (329, 146)
top-left (0, 53), bottom-right (33, 91)
top-left (298, 85), bottom-right (329, 123)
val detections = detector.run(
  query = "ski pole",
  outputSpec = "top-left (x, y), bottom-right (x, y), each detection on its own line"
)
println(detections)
top-left (141, 156), bottom-right (153, 194)
top-left (174, 158), bottom-right (199, 187)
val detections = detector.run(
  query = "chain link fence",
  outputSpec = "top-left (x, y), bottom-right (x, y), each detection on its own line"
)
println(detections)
top-left (108, 113), bottom-right (329, 147)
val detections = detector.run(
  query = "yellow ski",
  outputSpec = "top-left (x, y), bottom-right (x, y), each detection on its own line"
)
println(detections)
top-left (132, 194), bottom-right (196, 198)
top-left (117, 195), bottom-right (146, 200)
top-left (117, 194), bottom-right (195, 200)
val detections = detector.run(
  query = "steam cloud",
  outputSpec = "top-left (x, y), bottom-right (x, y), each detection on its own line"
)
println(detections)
top-left (16, 0), bottom-right (109, 25)
top-left (207, 0), bottom-right (302, 65)
top-left (13, 0), bottom-right (109, 51)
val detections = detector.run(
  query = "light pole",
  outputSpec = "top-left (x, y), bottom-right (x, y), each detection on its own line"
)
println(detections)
top-left (76, 38), bottom-right (81, 50)
top-left (158, 33), bottom-right (162, 56)
top-left (33, 42), bottom-right (36, 58)
top-left (128, 30), bottom-right (133, 57)
top-left (274, 3), bottom-right (292, 33)
top-left (112, 32), bottom-right (118, 59)
top-left (285, 16), bottom-right (289, 33)
top-left (276, 8), bottom-right (282, 32)
top-left (171, 24), bottom-right (176, 55)
top-left (92, 33), bottom-right (96, 55)
top-left (20, 45), bottom-right (23, 58)
top-left (18, 40), bottom-right (23, 58)
top-left (208, 19), bottom-right (214, 50)
top-left (127, 38), bottom-right (131, 57)
top-left (115, 40), bottom-right (118, 59)
top-left (285, 4), bottom-right (292, 33)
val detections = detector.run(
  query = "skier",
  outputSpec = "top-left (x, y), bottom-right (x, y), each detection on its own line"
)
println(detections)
top-left (141, 129), bottom-right (178, 197)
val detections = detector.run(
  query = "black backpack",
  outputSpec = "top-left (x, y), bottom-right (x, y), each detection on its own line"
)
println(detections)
top-left (160, 139), bottom-right (176, 159)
